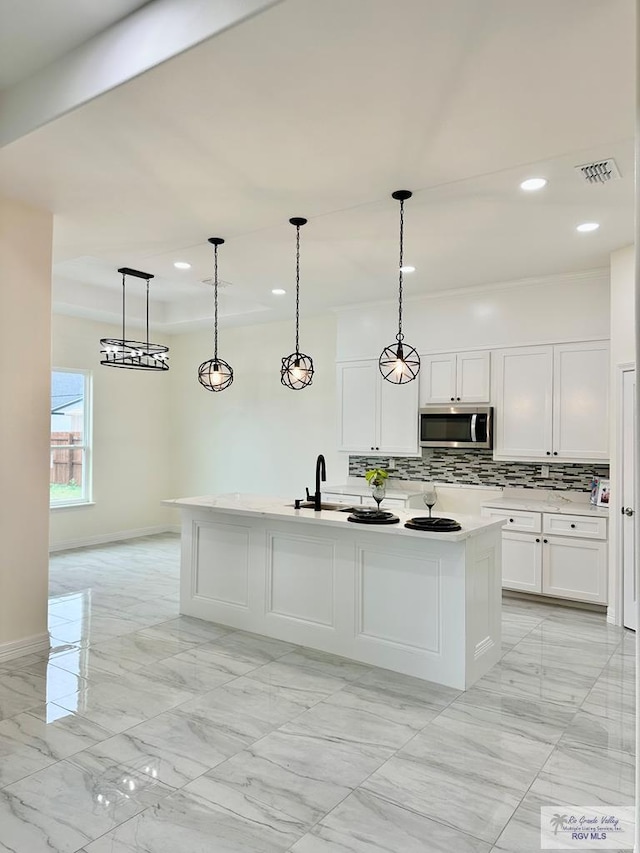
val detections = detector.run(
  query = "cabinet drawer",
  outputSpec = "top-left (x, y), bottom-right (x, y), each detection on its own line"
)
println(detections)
top-left (323, 492), bottom-right (360, 504)
top-left (361, 496), bottom-right (406, 510)
top-left (542, 513), bottom-right (607, 540)
top-left (481, 508), bottom-right (541, 533)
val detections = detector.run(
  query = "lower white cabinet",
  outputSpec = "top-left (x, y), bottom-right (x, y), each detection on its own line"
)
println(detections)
top-left (482, 505), bottom-right (608, 604)
top-left (543, 536), bottom-right (607, 604)
top-left (502, 531), bottom-right (542, 593)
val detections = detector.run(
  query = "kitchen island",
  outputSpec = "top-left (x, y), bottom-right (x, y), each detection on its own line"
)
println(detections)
top-left (164, 494), bottom-right (504, 689)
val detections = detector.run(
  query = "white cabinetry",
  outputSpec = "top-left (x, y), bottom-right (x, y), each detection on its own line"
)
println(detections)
top-left (502, 532), bottom-right (542, 593)
top-left (420, 350), bottom-right (490, 404)
top-left (481, 505), bottom-right (608, 604)
top-left (493, 342), bottom-right (609, 462)
top-left (323, 492), bottom-right (409, 510)
top-left (543, 536), bottom-right (607, 604)
top-left (337, 361), bottom-right (419, 455)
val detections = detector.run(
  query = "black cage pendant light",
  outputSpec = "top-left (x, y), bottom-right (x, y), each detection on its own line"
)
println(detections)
top-left (281, 217), bottom-right (314, 390)
top-left (100, 267), bottom-right (169, 370)
top-left (379, 190), bottom-right (420, 384)
top-left (198, 238), bottom-right (234, 392)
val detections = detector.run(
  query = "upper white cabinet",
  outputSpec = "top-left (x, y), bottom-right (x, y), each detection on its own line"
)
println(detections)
top-left (420, 350), bottom-right (490, 404)
top-left (338, 362), bottom-right (378, 452)
top-left (493, 342), bottom-right (609, 462)
top-left (552, 342), bottom-right (609, 460)
top-left (337, 361), bottom-right (419, 455)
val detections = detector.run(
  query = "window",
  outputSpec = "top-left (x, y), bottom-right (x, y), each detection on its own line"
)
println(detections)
top-left (50, 370), bottom-right (92, 507)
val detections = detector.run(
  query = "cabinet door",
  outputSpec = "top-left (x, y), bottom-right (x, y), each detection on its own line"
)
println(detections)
top-left (552, 342), bottom-right (609, 460)
top-left (337, 362), bottom-right (377, 452)
top-left (419, 354), bottom-right (456, 404)
top-left (501, 531), bottom-right (542, 592)
top-left (378, 374), bottom-right (419, 454)
top-left (456, 351), bottom-right (490, 402)
top-left (493, 346), bottom-right (553, 459)
top-left (542, 536), bottom-right (607, 604)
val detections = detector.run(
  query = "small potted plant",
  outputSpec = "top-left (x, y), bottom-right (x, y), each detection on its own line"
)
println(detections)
top-left (365, 468), bottom-right (389, 511)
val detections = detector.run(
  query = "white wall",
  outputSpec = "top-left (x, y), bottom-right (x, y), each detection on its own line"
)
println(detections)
top-left (0, 196), bottom-right (52, 654)
top-left (169, 313), bottom-right (347, 499)
top-left (50, 314), bottom-right (175, 550)
top-left (336, 270), bottom-right (610, 360)
top-left (609, 244), bottom-right (635, 621)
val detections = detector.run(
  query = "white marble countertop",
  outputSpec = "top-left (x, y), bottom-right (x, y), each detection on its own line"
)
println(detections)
top-left (163, 494), bottom-right (505, 542)
top-left (481, 497), bottom-right (609, 517)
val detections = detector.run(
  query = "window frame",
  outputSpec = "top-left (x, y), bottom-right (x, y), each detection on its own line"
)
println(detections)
top-left (50, 368), bottom-right (93, 509)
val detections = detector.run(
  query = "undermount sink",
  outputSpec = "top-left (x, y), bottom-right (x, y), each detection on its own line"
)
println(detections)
top-left (291, 501), bottom-right (356, 512)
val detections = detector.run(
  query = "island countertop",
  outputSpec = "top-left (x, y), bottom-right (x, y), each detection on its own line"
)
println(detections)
top-left (163, 493), bottom-right (505, 542)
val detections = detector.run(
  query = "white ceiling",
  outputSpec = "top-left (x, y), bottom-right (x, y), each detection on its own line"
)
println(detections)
top-left (0, 0), bottom-right (634, 331)
top-left (0, 0), bottom-right (151, 88)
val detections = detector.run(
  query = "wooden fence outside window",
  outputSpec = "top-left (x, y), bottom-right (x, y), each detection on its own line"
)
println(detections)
top-left (50, 432), bottom-right (83, 485)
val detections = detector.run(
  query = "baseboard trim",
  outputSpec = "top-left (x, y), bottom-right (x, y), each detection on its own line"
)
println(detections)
top-left (0, 632), bottom-right (50, 663)
top-left (49, 525), bottom-right (180, 553)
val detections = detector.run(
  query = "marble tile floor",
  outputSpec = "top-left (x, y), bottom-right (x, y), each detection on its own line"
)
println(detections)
top-left (0, 533), bottom-right (634, 852)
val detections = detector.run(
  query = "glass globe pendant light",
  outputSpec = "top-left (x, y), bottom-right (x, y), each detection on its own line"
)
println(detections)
top-left (379, 190), bottom-right (420, 384)
top-left (281, 217), bottom-right (314, 390)
top-left (197, 237), bottom-right (234, 392)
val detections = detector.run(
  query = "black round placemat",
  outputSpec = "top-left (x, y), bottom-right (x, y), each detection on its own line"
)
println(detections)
top-left (348, 513), bottom-right (400, 525)
top-left (404, 516), bottom-right (462, 532)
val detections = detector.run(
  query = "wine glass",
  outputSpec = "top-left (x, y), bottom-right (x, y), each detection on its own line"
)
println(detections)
top-left (370, 482), bottom-right (386, 513)
top-left (422, 483), bottom-right (437, 518)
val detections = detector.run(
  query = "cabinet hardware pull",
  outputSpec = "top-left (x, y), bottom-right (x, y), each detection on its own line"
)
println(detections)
top-left (456, 397), bottom-right (461, 401)
top-left (543, 538), bottom-right (548, 544)
top-left (570, 523), bottom-right (576, 529)
top-left (536, 538), bottom-right (540, 543)
top-left (509, 518), bottom-right (514, 523)
top-left (546, 451), bottom-right (551, 456)
top-left (553, 451), bottom-right (558, 456)
top-left (450, 397), bottom-right (454, 401)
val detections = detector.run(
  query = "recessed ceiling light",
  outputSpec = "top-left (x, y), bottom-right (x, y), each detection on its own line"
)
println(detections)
top-left (400, 265), bottom-right (415, 273)
top-left (173, 261), bottom-right (191, 269)
top-left (576, 222), bottom-right (600, 233)
top-left (520, 177), bottom-right (547, 191)
top-left (272, 288), bottom-right (286, 295)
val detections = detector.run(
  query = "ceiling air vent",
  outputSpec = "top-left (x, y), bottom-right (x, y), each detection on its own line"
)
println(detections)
top-left (575, 158), bottom-right (621, 184)
top-left (202, 277), bottom-right (232, 289)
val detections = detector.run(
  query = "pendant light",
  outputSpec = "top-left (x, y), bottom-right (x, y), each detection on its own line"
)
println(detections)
top-left (198, 237), bottom-right (234, 392)
top-left (100, 267), bottom-right (169, 370)
top-left (281, 217), bottom-right (314, 390)
top-left (379, 190), bottom-right (420, 384)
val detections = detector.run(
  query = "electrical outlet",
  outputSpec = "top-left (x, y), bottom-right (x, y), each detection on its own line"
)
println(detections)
top-left (541, 464), bottom-right (550, 478)
top-left (387, 457), bottom-right (396, 470)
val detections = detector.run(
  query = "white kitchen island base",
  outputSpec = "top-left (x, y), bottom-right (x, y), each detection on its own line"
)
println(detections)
top-left (169, 496), bottom-right (503, 690)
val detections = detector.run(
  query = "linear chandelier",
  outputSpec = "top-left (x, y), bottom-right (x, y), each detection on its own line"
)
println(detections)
top-left (100, 267), bottom-right (169, 371)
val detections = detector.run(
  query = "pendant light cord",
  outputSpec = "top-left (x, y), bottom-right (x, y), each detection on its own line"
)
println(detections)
top-left (397, 198), bottom-right (404, 343)
top-left (213, 242), bottom-right (219, 360)
top-left (295, 224), bottom-right (301, 355)
top-left (146, 281), bottom-right (150, 352)
top-left (121, 273), bottom-right (126, 346)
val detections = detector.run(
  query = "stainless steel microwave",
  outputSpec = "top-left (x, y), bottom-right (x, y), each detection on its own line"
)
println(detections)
top-left (419, 406), bottom-right (493, 449)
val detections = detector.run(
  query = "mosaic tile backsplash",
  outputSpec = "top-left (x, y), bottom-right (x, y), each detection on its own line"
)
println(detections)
top-left (349, 450), bottom-right (609, 492)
